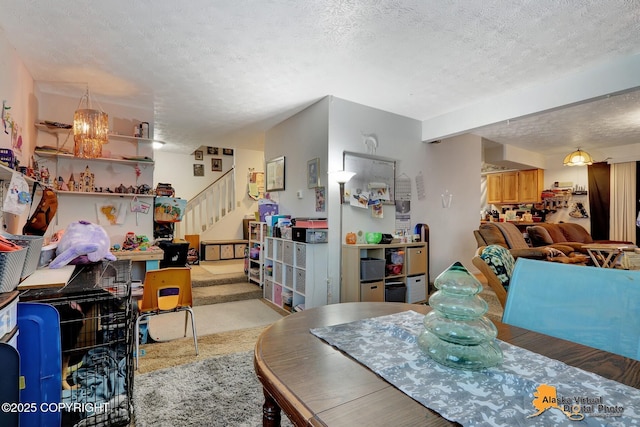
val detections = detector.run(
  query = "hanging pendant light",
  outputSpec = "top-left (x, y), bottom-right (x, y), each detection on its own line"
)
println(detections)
top-left (73, 87), bottom-right (109, 158)
top-left (563, 148), bottom-right (594, 166)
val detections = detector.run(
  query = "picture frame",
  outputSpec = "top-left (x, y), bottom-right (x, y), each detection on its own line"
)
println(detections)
top-left (193, 164), bottom-right (204, 176)
top-left (307, 157), bottom-right (320, 188)
top-left (212, 158), bottom-right (222, 171)
top-left (207, 146), bottom-right (219, 155)
top-left (266, 156), bottom-right (285, 192)
top-left (194, 150), bottom-right (203, 160)
top-left (223, 148), bottom-right (234, 156)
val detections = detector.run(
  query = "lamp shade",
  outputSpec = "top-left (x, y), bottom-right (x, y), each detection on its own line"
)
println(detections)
top-left (333, 170), bottom-right (356, 184)
top-left (73, 87), bottom-right (109, 159)
top-left (563, 148), bottom-right (594, 166)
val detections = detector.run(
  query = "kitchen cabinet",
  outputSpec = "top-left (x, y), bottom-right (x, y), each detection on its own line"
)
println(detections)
top-left (486, 169), bottom-right (543, 204)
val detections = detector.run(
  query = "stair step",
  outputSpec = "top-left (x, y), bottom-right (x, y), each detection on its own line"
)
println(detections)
top-left (192, 282), bottom-right (263, 306)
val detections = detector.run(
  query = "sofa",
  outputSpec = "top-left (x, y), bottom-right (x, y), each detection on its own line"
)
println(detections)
top-left (473, 222), bottom-right (576, 259)
top-left (526, 222), bottom-right (634, 253)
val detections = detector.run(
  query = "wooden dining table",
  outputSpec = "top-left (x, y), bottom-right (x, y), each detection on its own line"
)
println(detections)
top-left (254, 302), bottom-right (640, 427)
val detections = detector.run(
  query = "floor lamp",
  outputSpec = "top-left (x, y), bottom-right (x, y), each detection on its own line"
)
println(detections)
top-left (332, 170), bottom-right (356, 304)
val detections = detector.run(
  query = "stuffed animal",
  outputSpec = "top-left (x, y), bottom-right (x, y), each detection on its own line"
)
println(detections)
top-left (49, 220), bottom-right (117, 269)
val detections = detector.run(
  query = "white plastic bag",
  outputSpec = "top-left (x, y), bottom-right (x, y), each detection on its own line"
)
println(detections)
top-left (3, 172), bottom-right (30, 215)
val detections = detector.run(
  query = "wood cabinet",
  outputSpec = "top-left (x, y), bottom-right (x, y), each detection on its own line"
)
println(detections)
top-left (341, 242), bottom-right (428, 304)
top-left (486, 169), bottom-right (544, 204)
top-left (264, 237), bottom-right (328, 312)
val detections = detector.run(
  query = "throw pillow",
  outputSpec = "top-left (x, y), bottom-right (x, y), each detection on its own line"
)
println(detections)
top-left (480, 245), bottom-right (515, 291)
top-left (526, 226), bottom-right (553, 246)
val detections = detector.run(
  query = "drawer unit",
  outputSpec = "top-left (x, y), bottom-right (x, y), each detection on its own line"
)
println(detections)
top-left (0, 291), bottom-right (19, 337)
top-left (285, 265), bottom-right (294, 289)
top-left (295, 268), bottom-right (306, 294)
top-left (295, 243), bottom-right (306, 268)
top-left (264, 279), bottom-right (274, 302)
top-left (360, 281), bottom-right (384, 302)
top-left (283, 241), bottom-right (294, 265)
top-left (406, 246), bottom-right (427, 276)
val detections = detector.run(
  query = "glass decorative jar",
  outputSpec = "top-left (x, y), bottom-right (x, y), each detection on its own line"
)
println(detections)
top-left (418, 261), bottom-right (503, 370)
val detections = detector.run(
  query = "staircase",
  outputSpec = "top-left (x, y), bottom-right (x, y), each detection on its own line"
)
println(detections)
top-left (176, 168), bottom-right (236, 237)
top-left (190, 260), bottom-right (262, 306)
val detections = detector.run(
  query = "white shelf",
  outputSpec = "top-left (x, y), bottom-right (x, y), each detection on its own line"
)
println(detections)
top-left (55, 190), bottom-right (154, 198)
top-left (0, 163), bottom-right (35, 184)
top-left (35, 123), bottom-right (165, 145)
top-left (34, 150), bottom-right (154, 166)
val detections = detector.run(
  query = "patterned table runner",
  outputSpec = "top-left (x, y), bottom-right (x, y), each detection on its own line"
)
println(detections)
top-left (310, 310), bottom-right (640, 427)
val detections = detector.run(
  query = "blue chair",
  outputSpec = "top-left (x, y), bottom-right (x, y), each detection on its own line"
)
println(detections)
top-left (503, 258), bottom-right (640, 361)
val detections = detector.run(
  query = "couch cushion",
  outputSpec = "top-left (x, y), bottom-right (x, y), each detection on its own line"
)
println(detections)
top-left (527, 226), bottom-right (554, 246)
top-left (558, 223), bottom-right (593, 244)
top-left (479, 244), bottom-right (515, 291)
top-left (478, 224), bottom-right (508, 248)
top-left (536, 223), bottom-right (568, 242)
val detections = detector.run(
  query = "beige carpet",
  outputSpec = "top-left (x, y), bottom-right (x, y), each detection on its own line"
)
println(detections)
top-left (146, 299), bottom-right (283, 341)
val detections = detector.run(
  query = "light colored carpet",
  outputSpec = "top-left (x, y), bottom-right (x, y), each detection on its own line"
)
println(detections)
top-left (147, 299), bottom-right (283, 341)
top-left (134, 351), bottom-right (293, 427)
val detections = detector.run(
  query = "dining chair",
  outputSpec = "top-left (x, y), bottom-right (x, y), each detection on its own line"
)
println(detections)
top-left (135, 267), bottom-right (199, 369)
top-left (471, 245), bottom-right (514, 309)
top-left (503, 258), bottom-right (640, 361)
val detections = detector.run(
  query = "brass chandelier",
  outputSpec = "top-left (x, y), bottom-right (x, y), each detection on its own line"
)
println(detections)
top-left (73, 87), bottom-right (109, 158)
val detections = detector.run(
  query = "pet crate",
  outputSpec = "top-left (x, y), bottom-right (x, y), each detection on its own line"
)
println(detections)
top-left (19, 260), bottom-right (134, 427)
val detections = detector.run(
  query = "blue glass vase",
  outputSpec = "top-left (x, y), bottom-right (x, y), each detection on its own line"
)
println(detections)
top-left (418, 261), bottom-right (503, 370)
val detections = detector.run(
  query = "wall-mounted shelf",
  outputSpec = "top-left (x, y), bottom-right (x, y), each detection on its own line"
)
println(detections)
top-left (0, 163), bottom-right (35, 184)
top-left (34, 150), bottom-right (154, 166)
top-left (55, 191), bottom-right (154, 198)
top-left (35, 123), bottom-right (165, 145)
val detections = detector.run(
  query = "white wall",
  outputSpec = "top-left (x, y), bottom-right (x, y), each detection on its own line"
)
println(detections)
top-left (264, 97), bottom-right (330, 217)
top-left (0, 32), bottom-right (36, 233)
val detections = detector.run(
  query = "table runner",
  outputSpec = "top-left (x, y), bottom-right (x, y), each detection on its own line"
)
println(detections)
top-left (310, 310), bottom-right (640, 427)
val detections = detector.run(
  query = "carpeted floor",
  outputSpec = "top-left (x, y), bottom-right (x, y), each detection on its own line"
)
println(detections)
top-left (134, 351), bottom-right (293, 427)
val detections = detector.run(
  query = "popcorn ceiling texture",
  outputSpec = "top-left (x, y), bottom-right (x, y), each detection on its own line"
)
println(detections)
top-left (0, 0), bottom-right (639, 153)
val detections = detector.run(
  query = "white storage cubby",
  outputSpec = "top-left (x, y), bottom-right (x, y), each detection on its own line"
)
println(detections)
top-left (247, 221), bottom-right (267, 286)
top-left (264, 237), bottom-right (327, 312)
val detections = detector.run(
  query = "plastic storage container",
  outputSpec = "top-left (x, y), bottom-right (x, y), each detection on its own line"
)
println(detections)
top-left (385, 283), bottom-right (407, 302)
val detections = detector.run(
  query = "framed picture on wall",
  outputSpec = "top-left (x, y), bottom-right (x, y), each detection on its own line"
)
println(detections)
top-left (207, 146), bottom-right (219, 155)
top-left (193, 164), bottom-right (204, 176)
top-left (266, 156), bottom-right (285, 192)
top-left (212, 158), bottom-right (222, 171)
top-left (223, 148), bottom-right (234, 156)
top-left (307, 157), bottom-right (320, 188)
top-left (194, 150), bottom-right (203, 160)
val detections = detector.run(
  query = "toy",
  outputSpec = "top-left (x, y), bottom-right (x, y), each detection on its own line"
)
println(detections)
top-left (49, 221), bottom-right (116, 268)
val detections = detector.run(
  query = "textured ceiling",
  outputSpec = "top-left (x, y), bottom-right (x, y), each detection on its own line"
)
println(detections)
top-left (0, 0), bottom-right (639, 155)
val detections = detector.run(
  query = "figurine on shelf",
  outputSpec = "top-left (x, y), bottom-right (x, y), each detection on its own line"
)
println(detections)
top-left (40, 166), bottom-right (50, 185)
top-left (122, 232), bottom-right (138, 250)
top-left (67, 173), bottom-right (75, 192)
top-left (79, 165), bottom-right (94, 193)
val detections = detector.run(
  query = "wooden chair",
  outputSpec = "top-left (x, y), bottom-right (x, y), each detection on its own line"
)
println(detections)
top-left (134, 267), bottom-right (198, 369)
top-left (472, 246), bottom-right (510, 309)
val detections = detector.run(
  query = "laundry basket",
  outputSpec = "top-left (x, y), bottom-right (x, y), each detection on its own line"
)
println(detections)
top-left (3, 233), bottom-right (44, 280)
top-left (0, 247), bottom-right (28, 292)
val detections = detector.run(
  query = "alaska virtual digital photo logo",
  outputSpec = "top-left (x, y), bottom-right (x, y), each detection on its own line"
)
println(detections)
top-left (529, 384), bottom-right (625, 421)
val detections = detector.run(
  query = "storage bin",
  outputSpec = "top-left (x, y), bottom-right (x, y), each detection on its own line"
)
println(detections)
top-left (360, 281), bottom-right (384, 302)
top-left (0, 292), bottom-right (19, 336)
top-left (3, 233), bottom-right (44, 280)
top-left (406, 275), bottom-right (427, 303)
top-left (0, 247), bottom-right (27, 292)
top-left (360, 257), bottom-right (385, 281)
top-left (385, 283), bottom-right (407, 302)
top-left (406, 246), bottom-right (427, 276)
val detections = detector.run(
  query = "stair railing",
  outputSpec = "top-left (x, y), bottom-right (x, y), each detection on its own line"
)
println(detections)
top-left (176, 167), bottom-right (235, 237)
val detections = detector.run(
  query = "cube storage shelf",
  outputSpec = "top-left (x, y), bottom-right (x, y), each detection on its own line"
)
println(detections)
top-left (248, 221), bottom-right (267, 285)
top-left (201, 240), bottom-right (248, 261)
top-left (264, 237), bottom-right (327, 312)
top-left (341, 242), bottom-right (428, 304)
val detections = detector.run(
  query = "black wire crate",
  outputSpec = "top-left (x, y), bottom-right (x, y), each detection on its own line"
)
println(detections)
top-left (20, 260), bottom-right (134, 427)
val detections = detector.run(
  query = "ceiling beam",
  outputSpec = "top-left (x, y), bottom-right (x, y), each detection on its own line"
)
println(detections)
top-left (421, 53), bottom-right (640, 143)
